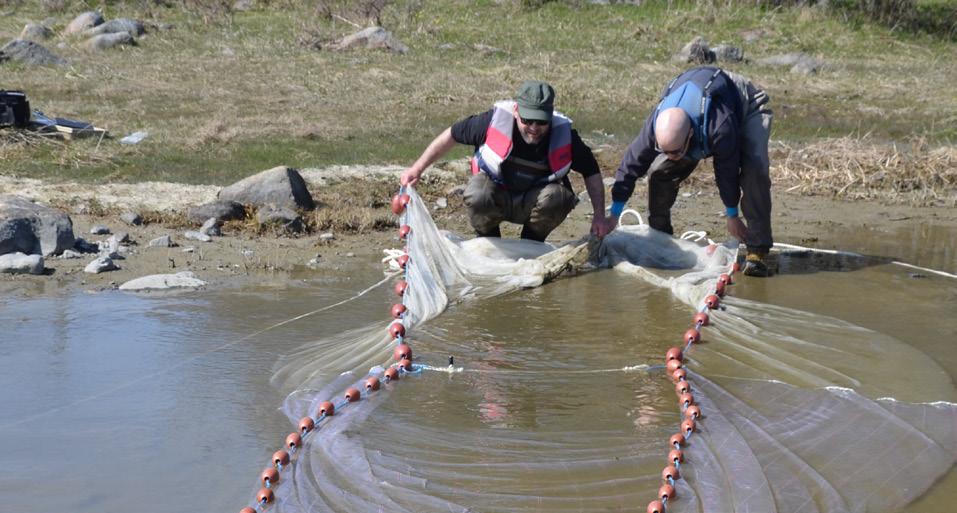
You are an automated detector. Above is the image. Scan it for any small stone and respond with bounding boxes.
[184,230,212,243]
[148,235,175,247]
[120,212,143,226]
[90,225,110,235]
[84,256,119,274]
[319,232,335,241]
[200,217,222,237]
[182,246,196,253]
[60,249,83,259]
[109,232,130,244]
[73,238,99,253]
[435,198,448,209]
[345,252,355,257]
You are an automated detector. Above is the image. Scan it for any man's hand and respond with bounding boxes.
[400,167,422,187]
[726,216,749,242]
[590,216,612,238]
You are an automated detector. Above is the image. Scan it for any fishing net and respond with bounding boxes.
[263,188,956,513]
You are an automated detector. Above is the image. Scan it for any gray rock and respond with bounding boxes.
[435,198,448,209]
[199,217,222,236]
[65,11,104,35]
[84,18,145,37]
[60,249,83,259]
[73,238,98,253]
[0,39,66,67]
[0,252,44,275]
[331,26,409,54]
[319,232,335,241]
[713,44,744,63]
[109,232,130,244]
[184,230,212,242]
[187,200,246,224]
[446,184,466,196]
[345,252,355,257]
[84,256,118,274]
[90,225,110,235]
[0,195,75,257]
[119,271,206,291]
[233,0,255,11]
[219,166,315,210]
[182,246,195,253]
[791,57,824,75]
[20,23,53,41]
[148,235,175,247]
[84,32,135,51]
[256,205,303,233]
[756,52,824,75]
[674,36,715,64]
[120,211,143,226]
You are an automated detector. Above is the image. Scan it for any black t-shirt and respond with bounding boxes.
[450,110,601,182]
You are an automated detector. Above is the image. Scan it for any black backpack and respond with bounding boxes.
[0,90,31,128]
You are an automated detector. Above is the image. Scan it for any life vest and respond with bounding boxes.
[470,100,573,187]
[654,68,723,161]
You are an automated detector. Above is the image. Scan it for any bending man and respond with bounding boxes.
[401,80,609,242]
[607,66,774,276]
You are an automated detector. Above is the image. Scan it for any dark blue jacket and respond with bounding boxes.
[612,67,745,209]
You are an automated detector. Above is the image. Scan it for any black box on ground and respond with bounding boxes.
[0,90,31,128]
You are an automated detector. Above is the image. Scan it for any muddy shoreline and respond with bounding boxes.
[2,165,955,297]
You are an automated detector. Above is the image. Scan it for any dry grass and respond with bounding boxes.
[772,137,957,205]
[0,1,955,213]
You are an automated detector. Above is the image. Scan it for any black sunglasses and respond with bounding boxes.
[520,117,550,126]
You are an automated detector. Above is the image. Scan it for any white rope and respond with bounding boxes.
[680,230,715,245]
[618,208,644,226]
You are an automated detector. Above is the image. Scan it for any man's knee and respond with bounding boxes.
[464,174,500,213]
[533,184,576,217]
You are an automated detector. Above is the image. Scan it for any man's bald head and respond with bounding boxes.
[655,108,692,158]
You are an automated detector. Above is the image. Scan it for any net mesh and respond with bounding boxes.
[263,188,956,513]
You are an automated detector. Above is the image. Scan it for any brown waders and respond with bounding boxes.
[463,172,577,242]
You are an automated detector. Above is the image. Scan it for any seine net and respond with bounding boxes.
[264,188,956,513]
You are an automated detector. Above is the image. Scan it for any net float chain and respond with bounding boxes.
[391,193,411,215]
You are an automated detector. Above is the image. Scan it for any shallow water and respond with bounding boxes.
[1,227,955,513]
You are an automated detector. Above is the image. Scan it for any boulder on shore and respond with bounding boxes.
[119,271,206,291]
[219,166,315,210]
[0,252,44,275]
[0,195,75,257]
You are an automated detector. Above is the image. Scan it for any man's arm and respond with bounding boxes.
[606,113,658,230]
[583,172,610,237]
[709,117,749,241]
[400,127,458,187]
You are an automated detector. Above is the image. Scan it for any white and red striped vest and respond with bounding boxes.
[470,101,573,187]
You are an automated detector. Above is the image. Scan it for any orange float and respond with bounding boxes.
[398,358,414,371]
[390,193,411,215]
[285,432,302,449]
[365,376,381,391]
[388,322,406,339]
[681,418,696,435]
[704,294,720,309]
[257,487,275,504]
[668,449,684,464]
[669,433,686,448]
[272,449,289,467]
[665,347,683,362]
[665,359,683,374]
[394,343,412,361]
[318,401,335,417]
[344,387,360,402]
[675,381,691,395]
[685,405,701,419]
[399,224,411,239]
[683,328,700,344]
[659,483,676,500]
[662,465,680,482]
[671,368,687,383]
[384,367,399,381]
[391,303,408,319]
[647,500,664,513]
[397,254,410,269]
[260,467,279,486]
[678,393,694,408]
[693,311,709,326]
[394,280,408,297]
[298,416,315,434]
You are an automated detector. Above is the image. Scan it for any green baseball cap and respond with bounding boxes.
[515,80,555,121]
